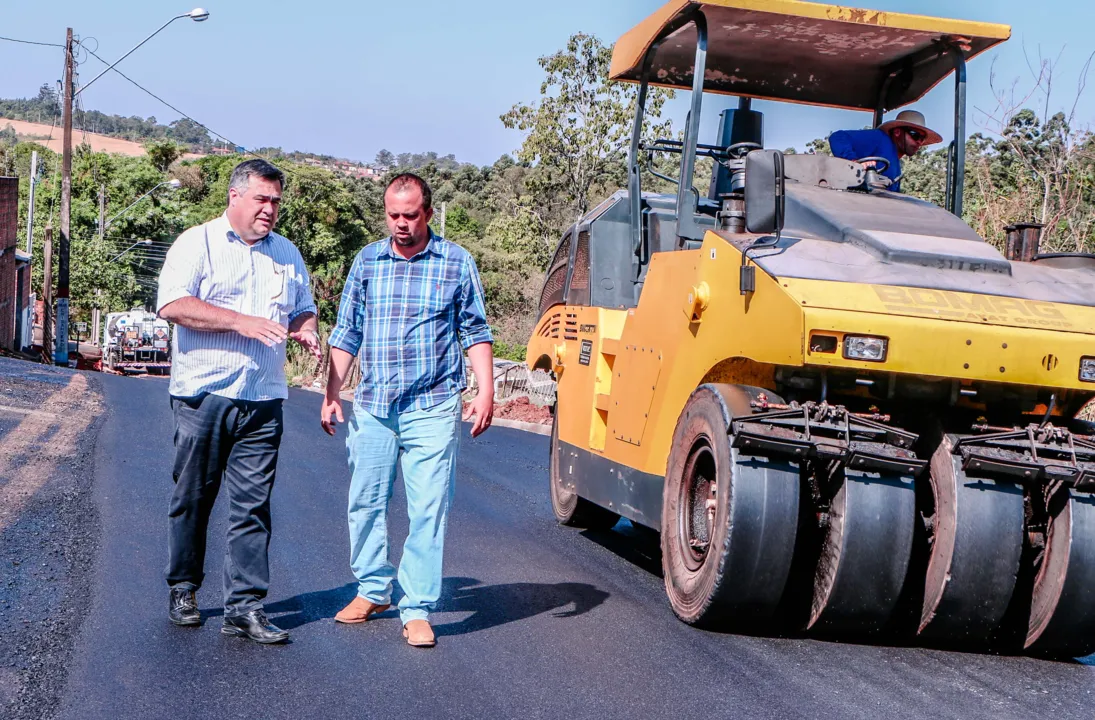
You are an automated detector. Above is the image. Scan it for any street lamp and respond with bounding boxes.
[108,239,153,264]
[65,10,206,358]
[75,9,210,97]
[102,179,182,233]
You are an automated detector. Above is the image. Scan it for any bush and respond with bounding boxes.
[492,339,527,362]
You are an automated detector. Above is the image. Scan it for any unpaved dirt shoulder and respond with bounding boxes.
[0,359,107,720]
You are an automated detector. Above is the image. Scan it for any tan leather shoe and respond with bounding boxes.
[402,619,436,648]
[334,596,391,624]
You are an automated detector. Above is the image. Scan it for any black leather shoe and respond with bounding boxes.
[169,588,201,626]
[221,609,289,644]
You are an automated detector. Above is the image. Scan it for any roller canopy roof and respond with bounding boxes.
[609,0,1010,111]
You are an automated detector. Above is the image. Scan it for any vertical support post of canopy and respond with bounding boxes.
[872,70,896,128]
[950,50,967,218]
[629,45,659,280]
[675,10,708,243]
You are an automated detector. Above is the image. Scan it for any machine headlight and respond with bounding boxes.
[843,335,888,362]
[1080,357,1095,382]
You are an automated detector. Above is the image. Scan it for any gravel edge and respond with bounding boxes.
[0,372,107,720]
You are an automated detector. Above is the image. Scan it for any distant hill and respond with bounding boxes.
[0,84,473,178]
[0,84,215,151]
[0,117,204,159]
[1,85,380,171]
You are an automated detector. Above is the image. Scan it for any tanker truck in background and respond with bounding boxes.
[102,309,171,375]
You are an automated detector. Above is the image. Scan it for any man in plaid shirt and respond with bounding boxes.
[321,173,494,648]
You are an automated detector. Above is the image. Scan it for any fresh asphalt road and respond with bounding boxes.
[54,375,1095,719]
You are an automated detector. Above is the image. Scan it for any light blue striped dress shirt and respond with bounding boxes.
[156,214,317,401]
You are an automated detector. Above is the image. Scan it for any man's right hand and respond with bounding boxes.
[233,314,288,347]
[321,395,344,436]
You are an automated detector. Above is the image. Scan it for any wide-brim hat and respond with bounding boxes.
[879,110,942,145]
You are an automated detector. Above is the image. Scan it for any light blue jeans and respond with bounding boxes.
[345,393,461,624]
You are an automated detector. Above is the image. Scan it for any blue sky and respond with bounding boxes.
[1,0,1092,166]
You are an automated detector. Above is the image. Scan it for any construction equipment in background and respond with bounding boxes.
[527,0,1095,657]
[102,309,171,375]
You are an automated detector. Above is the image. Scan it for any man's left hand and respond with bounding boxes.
[290,328,323,362]
[462,391,494,438]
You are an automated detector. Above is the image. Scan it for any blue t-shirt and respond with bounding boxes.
[828,128,902,191]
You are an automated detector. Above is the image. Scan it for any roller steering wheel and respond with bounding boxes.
[856,156,891,173]
[726,141,762,159]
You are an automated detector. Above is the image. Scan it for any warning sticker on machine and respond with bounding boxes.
[579,340,592,366]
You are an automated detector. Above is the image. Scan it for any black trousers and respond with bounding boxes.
[167,393,283,617]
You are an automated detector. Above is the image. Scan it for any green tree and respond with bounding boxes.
[501,33,675,223]
[440,204,481,239]
[143,139,184,172]
[277,165,370,322]
[374,149,395,170]
[167,118,212,147]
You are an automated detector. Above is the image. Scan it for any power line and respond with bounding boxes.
[75,41,295,175]
[106,248,170,258]
[0,35,65,48]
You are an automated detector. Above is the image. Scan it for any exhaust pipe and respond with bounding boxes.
[1004,222,1044,262]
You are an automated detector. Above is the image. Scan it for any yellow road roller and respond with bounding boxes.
[526,0,1095,656]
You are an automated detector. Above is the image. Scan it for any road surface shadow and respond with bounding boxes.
[431,576,609,637]
[579,521,664,579]
[201,583,373,630]
[198,576,609,636]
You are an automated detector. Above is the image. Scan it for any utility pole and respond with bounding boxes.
[42,226,54,365]
[93,183,106,345]
[98,184,106,244]
[440,201,447,238]
[55,27,74,366]
[24,150,37,254]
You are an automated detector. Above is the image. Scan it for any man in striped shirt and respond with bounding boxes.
[321,173,494,648]
[157,159,321,644]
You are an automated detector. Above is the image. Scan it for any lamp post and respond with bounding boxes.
[74,9,210,98]
[56,9,208,365]
[108,238,154,264]
[99,179,182,238]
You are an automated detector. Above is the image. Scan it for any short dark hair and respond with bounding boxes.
[385,173,432,211]
[229,159,285,195]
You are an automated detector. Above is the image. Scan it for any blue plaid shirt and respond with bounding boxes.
[328,233,493,417]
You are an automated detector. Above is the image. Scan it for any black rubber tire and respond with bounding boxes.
[808,467,916,636]
[548,413,620,529]
[661,384,800,627]
[1024,488,1095,657]
[918,434,1024,645]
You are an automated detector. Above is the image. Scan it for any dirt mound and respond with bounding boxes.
[463,395,552,425]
